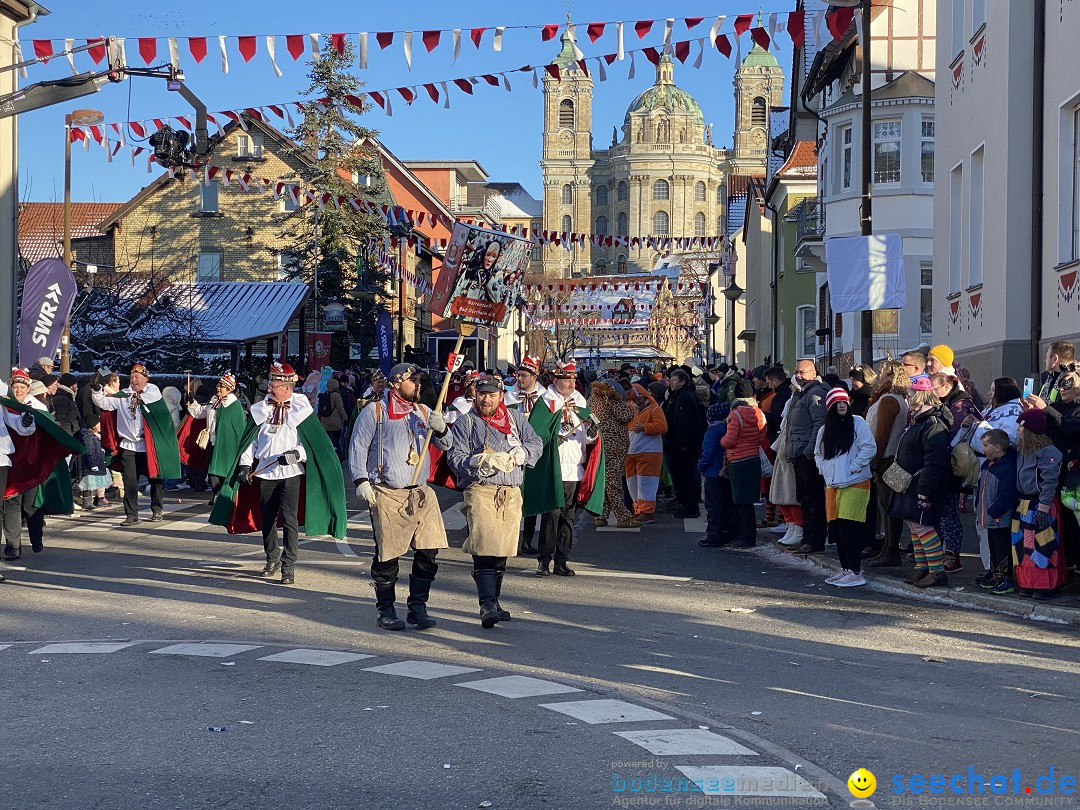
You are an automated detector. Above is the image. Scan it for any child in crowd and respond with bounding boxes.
[78,421,112,510]
[1012,409,1066,599]
[697,402,732,548]
[975,429,1019,594]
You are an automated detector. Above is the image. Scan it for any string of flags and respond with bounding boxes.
[27,8,852,77]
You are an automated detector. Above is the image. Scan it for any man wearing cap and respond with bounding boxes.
[184,373,245,504]
[505,355,547,554]
[28,356,54,383]
[448,374,543,626]
[92,363,181,526]
[523,359,605,577]
[2,369,43,563]
[349,362,451,630]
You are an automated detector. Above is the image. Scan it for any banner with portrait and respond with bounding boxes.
[430,223,531,328]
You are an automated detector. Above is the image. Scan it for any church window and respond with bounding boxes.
[561,184,573,205]
[694,181,707,201]
[559,99,575,128]
[617,181,629,202]
[617,212,628,237]
[694,212,706,237]
[596,185,609,205]
[716,216,724,236]
[653,179,670,200]
[751,97,767,128]
[616,254,628,273]
[717,185,724,204]
[596,216,609,236]
[562,215,573,233]
[653,211,669,235]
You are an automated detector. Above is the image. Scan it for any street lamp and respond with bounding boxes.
[723,279,744,367]
[61,107,104,374]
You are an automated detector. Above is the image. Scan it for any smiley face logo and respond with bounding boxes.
[848,768,876,798]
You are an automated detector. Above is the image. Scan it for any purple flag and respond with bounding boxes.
[375,310,394,375]
[18,258,77,368]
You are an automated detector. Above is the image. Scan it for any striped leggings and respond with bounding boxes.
[906,521,944,573]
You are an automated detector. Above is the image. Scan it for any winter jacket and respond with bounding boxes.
[698,421,727,478]
[943,386,977,440]
[628,383,667,455]
[784,379,829,462]
[887,405,953,525]
[318,379,348,432]
[1016,444,1062,505]
[720,400,766,462]
[849,385,872,418]
[814,416,877,489]
[979,399,1022,448]
[716,372,741,403]
[662,385,706,454]
[866,391,908,460]
[976,447,1019,529]
[78,428,107,477]
[765,381,791,445]
[76,381,101,429]
[1041,399,1080,466]
[51,386,83,436]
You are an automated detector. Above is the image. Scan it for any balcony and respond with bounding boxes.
[450,195,502,225]
[791,197,825,242]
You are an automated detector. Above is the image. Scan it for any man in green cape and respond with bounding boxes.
[179,372,245,506]
[523,359,605,577]
[209,362,346,585]
[93,363,181,527]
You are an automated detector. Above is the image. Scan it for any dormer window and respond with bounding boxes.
[237,133,263,158]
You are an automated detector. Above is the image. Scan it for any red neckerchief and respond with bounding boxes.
[387,389,415,420]
[479,401,512,434]
[268,398,290,426]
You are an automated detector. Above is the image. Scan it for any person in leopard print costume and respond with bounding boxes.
[587,380,636,528]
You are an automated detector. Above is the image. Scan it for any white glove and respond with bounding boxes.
[356,481,377,507]
[509,446,527,466]
[426,409,447,434]
[489,452,515,473]
[470,453,497,477]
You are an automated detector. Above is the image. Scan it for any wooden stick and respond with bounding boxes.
[409,321,476,486]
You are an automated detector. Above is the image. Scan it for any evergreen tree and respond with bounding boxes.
[281,35,390,369]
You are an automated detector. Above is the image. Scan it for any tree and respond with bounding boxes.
[280,36,391,369]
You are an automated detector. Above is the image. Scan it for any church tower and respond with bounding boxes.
[731,43,785,174]
[540,23,593,278]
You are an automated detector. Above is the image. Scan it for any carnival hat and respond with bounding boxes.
[389,363,421,382]
[475,374,505,394]
[551,359,577,379]
[9,367,31,386]
[130,363,150,378]
[909,374,934,392]
[218,373,237,391]
[519,355,542,375]
[269,361,298,383]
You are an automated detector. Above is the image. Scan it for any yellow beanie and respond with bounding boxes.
[930,344,954,367]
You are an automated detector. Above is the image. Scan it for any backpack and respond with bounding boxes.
[317,392,333,418]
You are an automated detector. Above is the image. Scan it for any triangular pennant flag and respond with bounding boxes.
[451,29,461,63]
[674,40,690,63]
[827,7,855,40]
[138,37,156,65]
[331,33,346,55]
[543,63,560,81]
[129,120,145,138]
[575,59,589,77]
[376,31,394,49]
[788,10,806,47]
[634,20,653,39]
[541,24,560,42]
[470,27,485,48]
[237,35,256,63]
[685,17,704,31]
[286,34,304,60]
[734,14,754,36]
[403,31,413,69]
[87,38,106,64]
[266,37,282,77]
[397,86,415,104]
[422,30,440,52]
[714,33,731,58]
[643,47,660,65]
[587,22,605,43]
[481,73,499,86]
[750,27,770,50]
[596,56,607,81]
[218,35,229,73]
[453,77,473,94]
[423,83,439,103]
[32,39,52,61]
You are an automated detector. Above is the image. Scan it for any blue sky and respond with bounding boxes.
[17,1,794,204]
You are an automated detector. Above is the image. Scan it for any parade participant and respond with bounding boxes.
[446,369,481,425]
[359,370,387,408]
[2,369,41,562]
[625,383,668,525]
[349,362,451,630]
[587,381,636,528]
[182,373,245,503]
[92,363,181,527]
[505,355,547,552]
[448,375,543,627]
[211,362,347,585]
[523,359,605,577]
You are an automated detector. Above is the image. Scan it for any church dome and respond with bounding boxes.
[622,54,704,128]
[741,43,780,69]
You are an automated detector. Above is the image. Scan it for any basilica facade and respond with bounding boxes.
[539,29,784,278]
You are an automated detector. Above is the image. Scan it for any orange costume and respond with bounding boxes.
[625,383,668,517]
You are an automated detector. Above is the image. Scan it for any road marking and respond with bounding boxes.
[258,649,375,667]
[765,687,914,714]
[673,765,826,798]
[0,645,10,653]
[363,660,482,680]
[538,699,675,725]
[455,675,582,699]
[150,643,262,658]
[441,502,467,531]
[30,642,141,654]
[614,728,757,756]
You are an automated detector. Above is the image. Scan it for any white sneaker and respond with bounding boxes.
[775,524,794,544]
[769,522,789,534]
[779,525,804,547]
[825,569,850,585]
[836,572,867,588]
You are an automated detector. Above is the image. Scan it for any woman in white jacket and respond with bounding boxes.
[814,388,877,587]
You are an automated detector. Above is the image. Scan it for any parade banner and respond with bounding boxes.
[430,222,531,328]
[18,258,77,368]
[306,331,331,373]
[375,310,394,375]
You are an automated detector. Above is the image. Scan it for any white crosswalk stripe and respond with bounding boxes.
[455,675,582,699]
[363,660,482,680]
[150,643,262,658]
[258,649,375,666]
[539,699,675,724]
[30,642,140,654]
[615,728,758,756]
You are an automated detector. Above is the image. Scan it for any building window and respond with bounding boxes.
[653,179,670,200]
[694,181,706,201]
[596,216,609,236]
[562,215,573,233]
[530,246,541,262]
[277,250,300,281]
[751,97,767,128]
[949,162,963,292]
[653,211,669,235]
[1071,106,1080,261]
[237,133,263,158]
[617,181,629,202]
[198,181,219,214]
[616,254,628,273]
[595,259,608,275]
[840,126,853,191]
[281,183,300,212]
[197,251,222,282]
[969,145,984,286]
[617,212,628,237]
[797,305,816,358]
[920,261,933,339]
[921,120,935,183]
[559,98,574,128]
[716,216,724,236]
[952,0,965,56]
[694,212,706,237]
[561,184,573,205]
[596,185,608,206]
[873,121,902,184]
[717,185,724,204]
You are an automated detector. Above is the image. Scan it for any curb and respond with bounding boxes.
[751,534,1080,626]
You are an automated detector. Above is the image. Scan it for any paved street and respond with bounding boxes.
[2,488,1079,809]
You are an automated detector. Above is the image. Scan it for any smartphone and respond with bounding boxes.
[1023,377,1035,398]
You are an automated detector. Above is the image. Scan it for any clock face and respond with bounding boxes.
[752,130,767,145]
[559,131,574,143]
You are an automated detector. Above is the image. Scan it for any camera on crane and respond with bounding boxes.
[148,125,192,169]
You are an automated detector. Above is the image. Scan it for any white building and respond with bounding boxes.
[800,0,936,371]
[934,0,1080,382]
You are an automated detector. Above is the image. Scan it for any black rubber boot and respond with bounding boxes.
[473,569,501,628]
[494,569,512,622]
[374,580,405,631]
[81,493,95,511]
[406,575,437,630]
